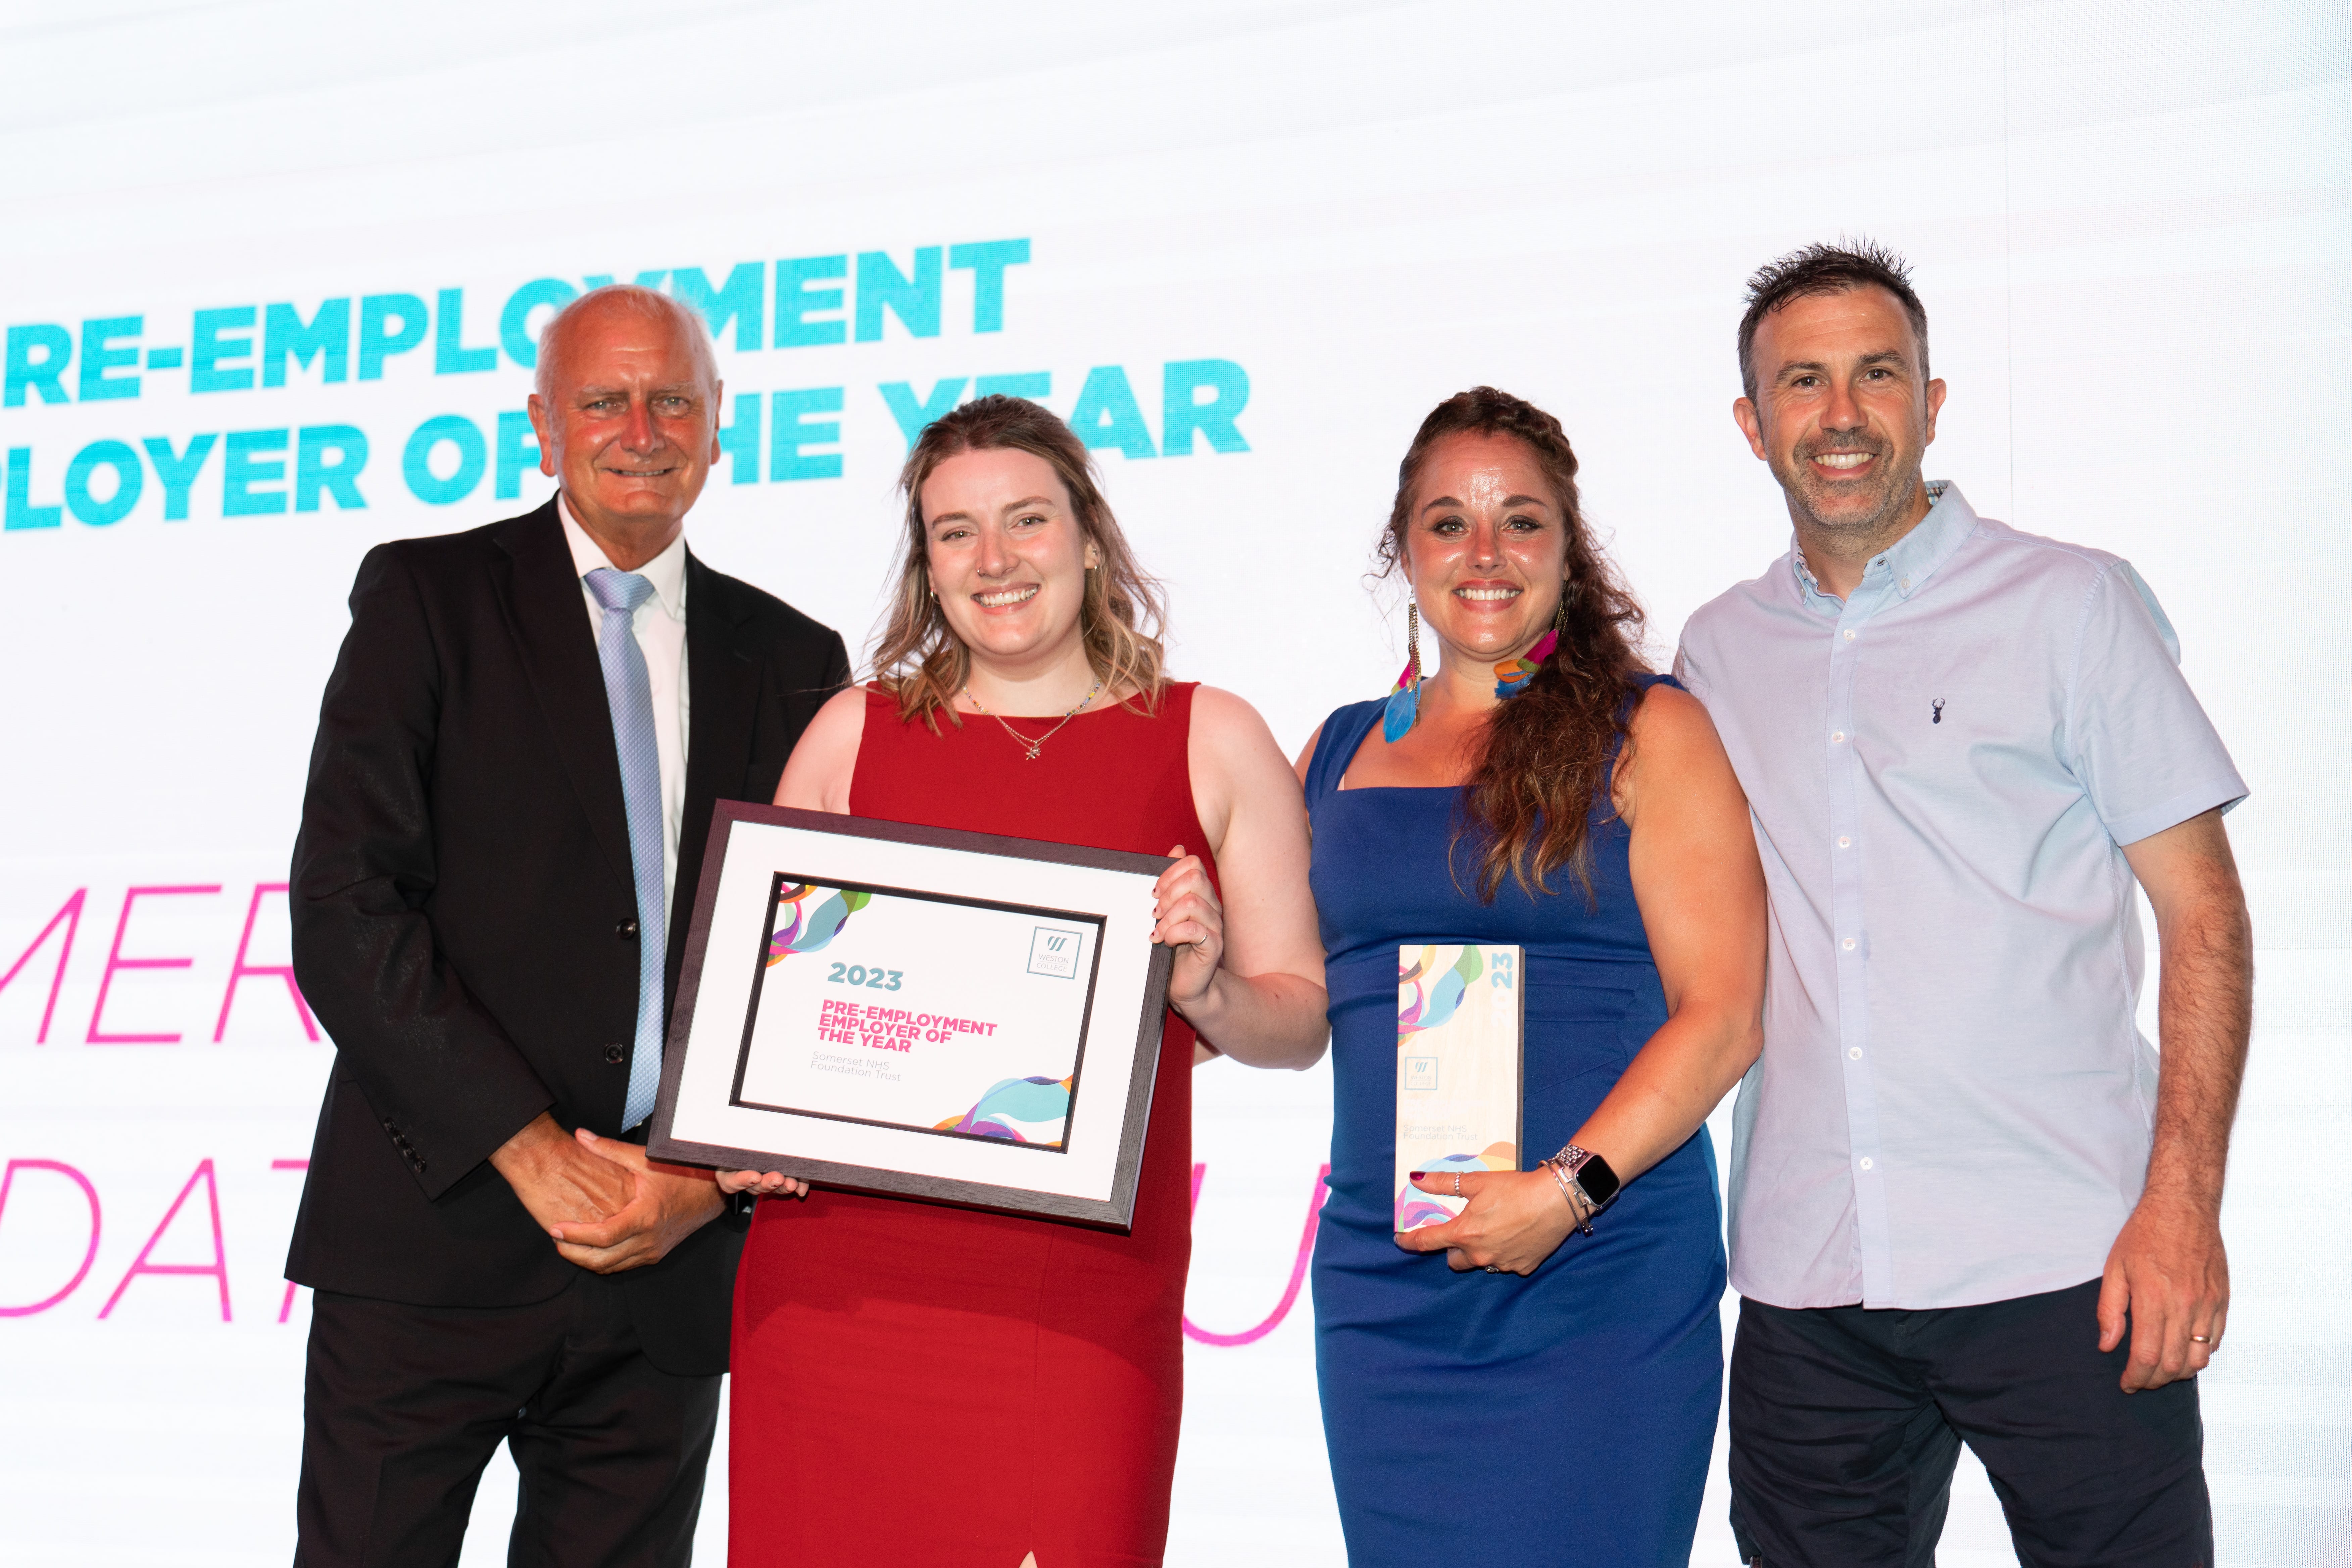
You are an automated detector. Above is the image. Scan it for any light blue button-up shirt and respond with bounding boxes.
[1675,484,2247,1310]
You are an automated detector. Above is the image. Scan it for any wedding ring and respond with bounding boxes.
[1453,1172,1462,1196]
[1484,1265,1501,1273]
[2190,1334,2212,1344]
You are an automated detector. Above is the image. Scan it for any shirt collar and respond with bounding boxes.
[1787,480,1973,615]
[558,493,688,620]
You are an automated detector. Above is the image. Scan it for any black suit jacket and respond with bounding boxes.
[285,498,848,1375]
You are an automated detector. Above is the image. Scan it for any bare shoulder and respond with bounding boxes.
[1187,684,1293,771]
[776,685,875,812]
[1188,682,1275,739]
[1619,681,1739,820]
[1626,681,1718,753]
[807,685,875,746]
[1185,685,1306,856]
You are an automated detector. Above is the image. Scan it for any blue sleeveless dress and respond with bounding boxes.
[1306,682,1725,1567]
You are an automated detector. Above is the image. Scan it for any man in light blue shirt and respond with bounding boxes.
[1675,241,2252,1567]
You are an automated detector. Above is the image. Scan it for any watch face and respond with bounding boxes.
[1577,1154,1622,1209]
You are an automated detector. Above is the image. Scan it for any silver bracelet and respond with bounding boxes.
[1541,1151,1596,1236]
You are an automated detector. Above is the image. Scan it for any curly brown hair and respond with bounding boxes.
[1379,387,1650,902]
[868,395,1168,729]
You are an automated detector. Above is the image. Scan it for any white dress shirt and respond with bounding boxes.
[559,496,691,906]
[1675,483,2246,1311]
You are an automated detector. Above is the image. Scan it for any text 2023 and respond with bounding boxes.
[827,963,903,991]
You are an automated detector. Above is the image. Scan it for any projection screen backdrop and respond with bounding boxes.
[2,3,2345,1564]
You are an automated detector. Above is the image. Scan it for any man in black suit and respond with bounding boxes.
[286,284,846,1566]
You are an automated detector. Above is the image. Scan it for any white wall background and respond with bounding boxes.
[1,3,2345,1564]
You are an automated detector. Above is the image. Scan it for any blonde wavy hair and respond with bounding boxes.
[870,395,1167,728]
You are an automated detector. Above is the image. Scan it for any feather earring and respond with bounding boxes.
[1492,580,1569,698]
[1383,600,1423,742]
[1491,631,1557,698]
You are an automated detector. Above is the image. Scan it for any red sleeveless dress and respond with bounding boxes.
[728,684,1208,1568]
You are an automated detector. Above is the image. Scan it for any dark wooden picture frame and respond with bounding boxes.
[648,802,1175,1232]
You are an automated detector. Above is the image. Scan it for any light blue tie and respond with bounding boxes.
[585,568,668,1130]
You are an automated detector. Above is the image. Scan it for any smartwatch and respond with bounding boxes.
[1545,1143,1621,1234]
[1568,1149,1621,1212]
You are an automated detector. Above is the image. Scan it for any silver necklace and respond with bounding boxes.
[961,676,1105,761]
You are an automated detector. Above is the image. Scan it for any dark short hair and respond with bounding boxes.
[1736,239,1929,400]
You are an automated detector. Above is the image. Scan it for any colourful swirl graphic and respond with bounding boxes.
[934,1074,1072,1145]
[765,883,871,965]
[1393,1144,1519,1232]
[1397,944,1484,1040]
[1394,1198,1457,1232]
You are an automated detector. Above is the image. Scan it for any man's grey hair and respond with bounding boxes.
[533,283,720,401]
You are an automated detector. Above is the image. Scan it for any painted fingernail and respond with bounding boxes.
[1408,1172,1426,1181]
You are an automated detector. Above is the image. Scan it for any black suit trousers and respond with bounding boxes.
[296,1278,719,1568]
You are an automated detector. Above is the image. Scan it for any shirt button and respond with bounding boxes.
[1843,629,1857,641]
[1899,576,1912,590]
[1831,731,1846,743]
[1842,937,1857,951]
[604,1043,626,1065]
[1849,1047,1863,1059]
[1838,835,1852,848]
[1859,1157,1875,1171]
[617,918,639,939]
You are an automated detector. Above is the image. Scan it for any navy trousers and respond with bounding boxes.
[1730,1278,2212,1568]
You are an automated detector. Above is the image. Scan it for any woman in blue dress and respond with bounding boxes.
[1295,387,1767,1566]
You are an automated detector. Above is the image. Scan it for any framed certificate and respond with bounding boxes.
[1393,943,1524,1234]
[648,802,1175,1231]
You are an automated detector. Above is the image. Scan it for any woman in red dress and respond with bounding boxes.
[718,396,1329,1567]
